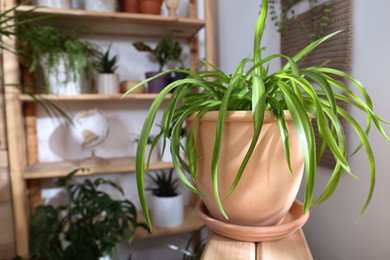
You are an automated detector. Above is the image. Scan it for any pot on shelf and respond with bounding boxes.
[151,193,184,228]
[36,0,71,9]
[97,73,120,94]
[188,111,305,227]
[120,0,139,13]
[145,71,171,93]
[84,0,117,12]
[40,54,84,95]
[139,0,163,15]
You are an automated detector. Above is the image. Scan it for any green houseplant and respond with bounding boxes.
[95,45,120,94]
[18,25,98,94]
[147,169,184,228]
[29,169,147,259]
[132,35,182,92]
[126,0,389,237]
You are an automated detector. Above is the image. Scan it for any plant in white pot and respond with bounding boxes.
[95,45,120,94]
[18,25,98,95]
[126,0,390,241]
[147,168,184,228]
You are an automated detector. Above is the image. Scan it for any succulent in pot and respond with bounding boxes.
[95,44,120,94]
[147,168,184,228]
[18,25,98,94]
[126,0,390,238]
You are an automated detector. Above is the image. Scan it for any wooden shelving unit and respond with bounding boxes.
[24,157,174,179]
[1,0,217,256]
[16,5,205,39]
[135,206,203,239]
[19,93,172,102]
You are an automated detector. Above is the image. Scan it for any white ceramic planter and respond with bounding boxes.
[159,138,186,162]
[40,54,83,95]
[151,193,183,228]
[37,0,71,9]
[97,74,120,94]
[84,0,117,12]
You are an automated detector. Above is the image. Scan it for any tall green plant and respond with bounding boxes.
[126,0,390,230]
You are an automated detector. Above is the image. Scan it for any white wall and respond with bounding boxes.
[217,1,390,259]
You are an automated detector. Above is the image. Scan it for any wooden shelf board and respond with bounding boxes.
[24,157,174,179]
[16,5,205,39]
[19,93,171,102]
[135,206,203,239]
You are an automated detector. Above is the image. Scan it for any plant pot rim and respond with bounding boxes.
[187,110,297,123]
[152,193,182,199]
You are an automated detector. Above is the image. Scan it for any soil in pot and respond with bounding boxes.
[139,0,163,15]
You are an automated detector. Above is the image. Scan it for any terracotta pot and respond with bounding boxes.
[121,0,139,13]
[139,0,163,15]
[188,111,305,227]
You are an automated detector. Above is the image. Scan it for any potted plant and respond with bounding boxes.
[121,0,139,13]
[132,35,182,93]
[134,134,160,163]
[95,45,120,94]
[125,0,389,240]
[18,25,98,95]
[29,169,148,259]
[147,169,184,228]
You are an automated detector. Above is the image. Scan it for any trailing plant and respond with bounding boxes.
[132,35,182,72]
[17,25,99,91]
[147,168,178,197]
[269,0,333,42]
[29,169,148,259]
[126,0,390,230]
[95,44,119,74]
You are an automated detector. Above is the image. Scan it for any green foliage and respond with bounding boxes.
[125,0,389,231]
[95,44,118,74]
[147,169,178,197]
[29,169,148,260]
[133,35,183,71]
[269,0,333,42]
[17,25,98,91]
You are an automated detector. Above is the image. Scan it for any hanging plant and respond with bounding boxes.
[269,0,333,42]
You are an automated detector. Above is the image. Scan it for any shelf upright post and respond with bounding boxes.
[1,0,30,257]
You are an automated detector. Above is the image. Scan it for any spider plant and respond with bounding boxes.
[125,0,390,230]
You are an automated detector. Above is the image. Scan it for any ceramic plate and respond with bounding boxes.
[195,199,310,242]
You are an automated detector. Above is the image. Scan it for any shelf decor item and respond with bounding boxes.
[84,0,117,12]
[148,169,184,228]
[29,169,148,259]
[127,0,390,241]
[120,0,139,13]
[138,0,163,15]
[18,25,98,95]
[132,35,182,93]
[36,0,71,9]
[95,45,120,94]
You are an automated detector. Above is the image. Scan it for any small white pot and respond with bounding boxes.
[97,74,120,94]
[37,0,71,8]
[40,54,83,95]
[84,0,117,12]
[151,193,183,228]
[159,138,172,162]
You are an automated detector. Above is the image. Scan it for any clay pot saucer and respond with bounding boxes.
[195,199,310,242]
